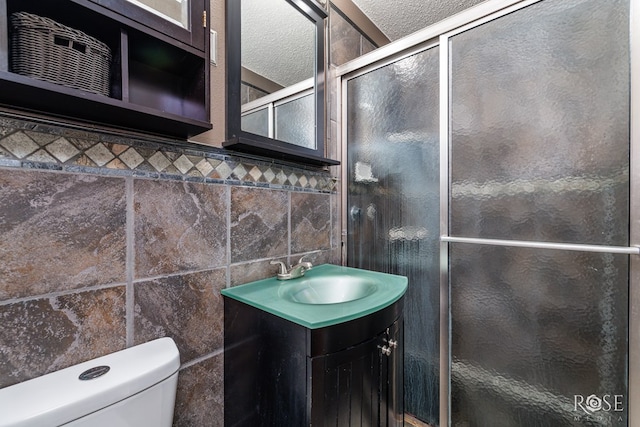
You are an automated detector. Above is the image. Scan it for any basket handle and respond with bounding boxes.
[53,35,87,54]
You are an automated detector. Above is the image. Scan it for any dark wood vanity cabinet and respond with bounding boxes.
[0,0,210,139]
[224,297,405,426]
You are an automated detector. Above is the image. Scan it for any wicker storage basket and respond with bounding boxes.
[10,12,111,96]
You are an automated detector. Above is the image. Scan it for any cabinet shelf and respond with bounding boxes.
[0,0,210,139]
[0,70,210,138]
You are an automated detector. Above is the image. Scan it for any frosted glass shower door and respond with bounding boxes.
[447,0,630,425]
[346,47,440,424]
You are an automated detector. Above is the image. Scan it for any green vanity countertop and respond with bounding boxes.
[221,264,408,329]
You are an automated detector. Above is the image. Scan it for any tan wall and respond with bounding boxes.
[190,0,226,147]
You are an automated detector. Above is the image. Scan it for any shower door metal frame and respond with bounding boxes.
[336,0,639,424]
[629,0,640,424]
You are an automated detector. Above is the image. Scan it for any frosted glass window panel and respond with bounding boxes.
[346,47,440,424]
[241,108,269,138]
[127,0,189,28]
[450,243,628,426]
[275,93,315,149]
[449,0,630,246]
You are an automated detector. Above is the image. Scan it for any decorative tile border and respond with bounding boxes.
[0,116,338,193]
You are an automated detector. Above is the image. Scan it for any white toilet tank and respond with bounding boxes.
[0,337,180,427]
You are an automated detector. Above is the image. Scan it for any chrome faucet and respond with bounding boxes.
[270,254,314,280]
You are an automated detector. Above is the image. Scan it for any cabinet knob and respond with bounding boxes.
[381,345,392,356]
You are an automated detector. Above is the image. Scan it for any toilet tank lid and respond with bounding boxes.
[0,337,180,427]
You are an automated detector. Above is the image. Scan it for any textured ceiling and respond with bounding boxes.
[350,0,486,41]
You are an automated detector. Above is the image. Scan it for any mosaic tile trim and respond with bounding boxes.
[0,117,338,193]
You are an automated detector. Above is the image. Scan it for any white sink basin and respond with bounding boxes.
[280,274,378,304]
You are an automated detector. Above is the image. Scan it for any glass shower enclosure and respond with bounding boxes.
[345,46,441,423]
[340,0,636,425]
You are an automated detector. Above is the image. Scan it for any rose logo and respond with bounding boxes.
[574,393,624,414]
[584,394,603,413]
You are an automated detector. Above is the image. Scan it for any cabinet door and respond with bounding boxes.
[88,0,207,50]
[311,335,382,426]
[310,320,404,427]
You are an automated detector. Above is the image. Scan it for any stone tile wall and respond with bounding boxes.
[0,116,340,426]
[329,4,378,67]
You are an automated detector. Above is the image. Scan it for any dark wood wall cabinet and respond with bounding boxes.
[0,0,211,139]
[224,297,405,426]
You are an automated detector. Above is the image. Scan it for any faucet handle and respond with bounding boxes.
[270,260,288,275]
[298,253,315,269]
[299,250,321,263]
